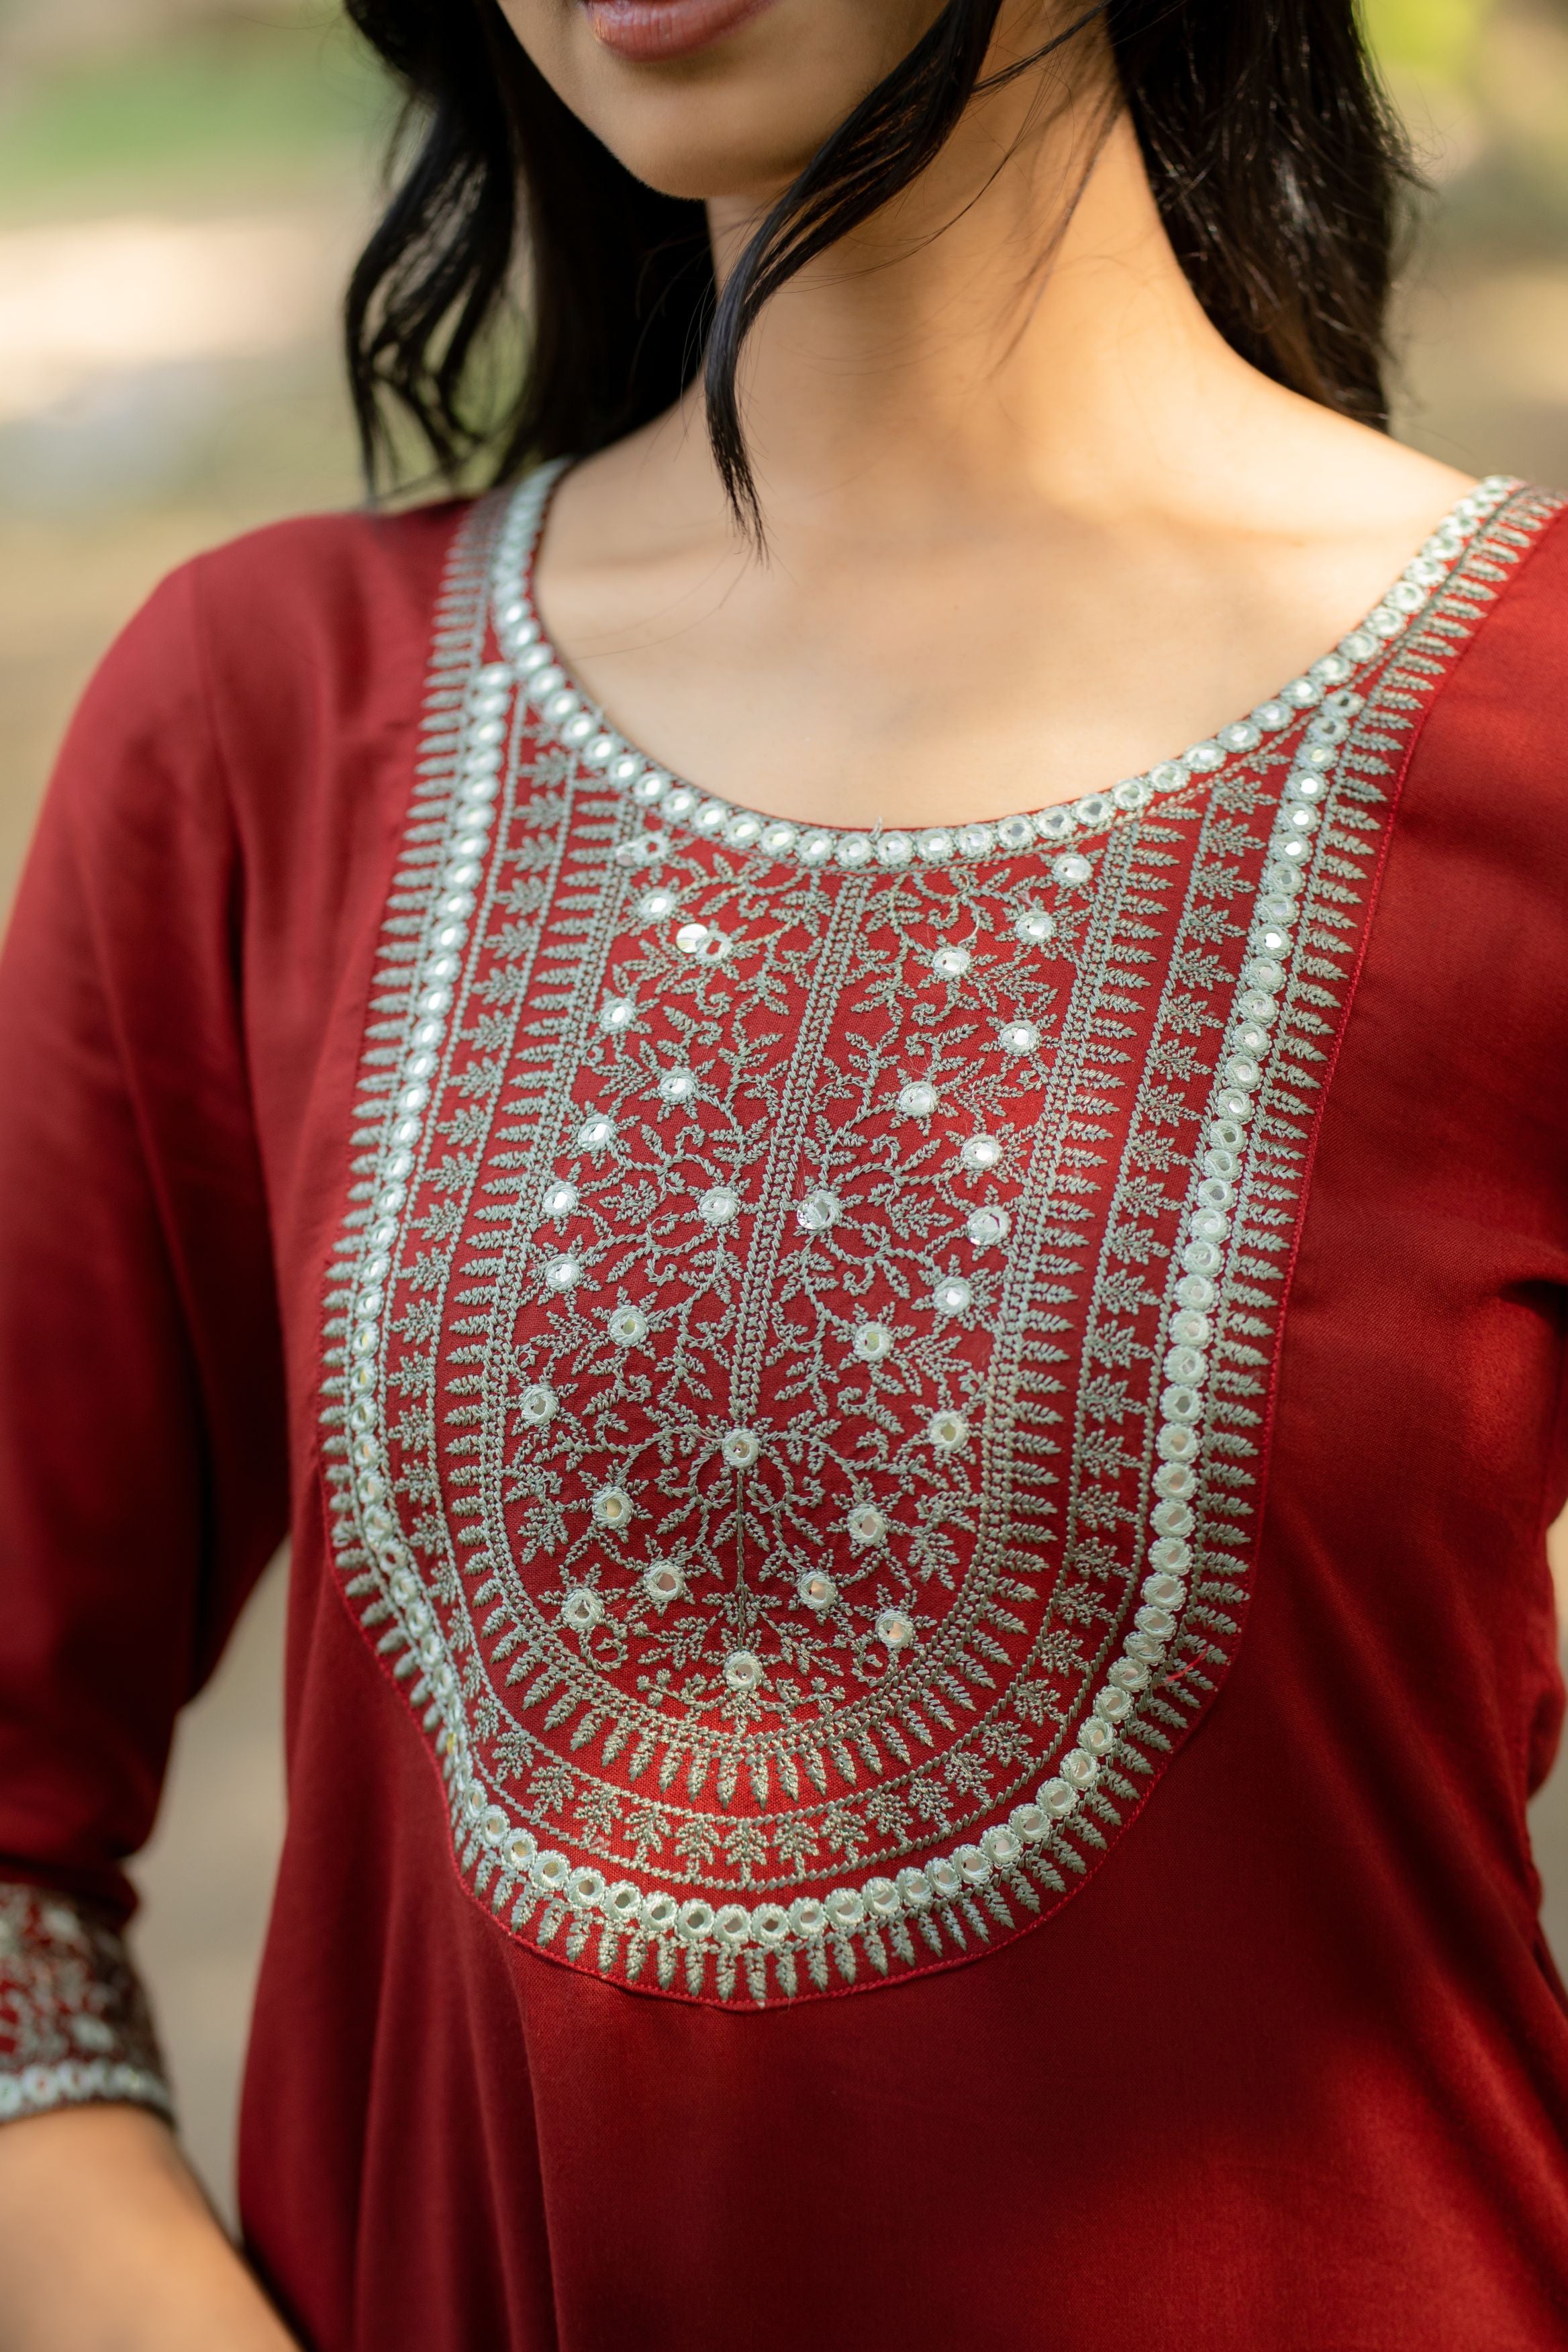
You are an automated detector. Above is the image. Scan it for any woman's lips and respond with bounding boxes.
[583,0,776,62]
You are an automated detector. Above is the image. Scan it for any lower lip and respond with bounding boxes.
[583,0,775,62]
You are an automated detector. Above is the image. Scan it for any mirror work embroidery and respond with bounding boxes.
[318,475,1554,2008]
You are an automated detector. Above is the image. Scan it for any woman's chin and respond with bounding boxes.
[584,109,822,207]
[552,59,844,207]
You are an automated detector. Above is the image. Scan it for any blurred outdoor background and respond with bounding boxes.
[1,0,1567,2220]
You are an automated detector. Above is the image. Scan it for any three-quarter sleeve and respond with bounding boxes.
[0,565,289,2123]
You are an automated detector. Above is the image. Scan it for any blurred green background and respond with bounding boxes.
[1,0,1565,2219]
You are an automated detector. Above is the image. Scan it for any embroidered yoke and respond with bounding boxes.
[315,473,1526,2010]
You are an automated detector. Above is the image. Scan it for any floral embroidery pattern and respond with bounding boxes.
[0,1881,170,2122]
[317,475,1553,2008]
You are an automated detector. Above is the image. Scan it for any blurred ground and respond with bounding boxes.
[1,0,1567,2224]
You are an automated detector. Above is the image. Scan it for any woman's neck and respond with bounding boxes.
[535,16,1471,830]
[656,31,1288,546]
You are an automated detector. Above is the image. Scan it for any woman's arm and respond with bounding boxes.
[0,579,293,2329]
[0,2107,299,2351]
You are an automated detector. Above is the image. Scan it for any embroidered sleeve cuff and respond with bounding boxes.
[0,1879,173,2125]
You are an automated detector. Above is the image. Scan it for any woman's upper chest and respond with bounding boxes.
[530,458,1487,835]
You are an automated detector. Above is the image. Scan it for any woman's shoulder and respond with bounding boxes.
[1430,482,1568,732]
[1404,482,1568,849]
[72,492,477,761]
[45,497,485,874]
[184,492,479,679]
[1464,479,1568,660]
[84,493,478,716]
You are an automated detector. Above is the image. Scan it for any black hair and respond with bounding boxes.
[343,0,1413,522]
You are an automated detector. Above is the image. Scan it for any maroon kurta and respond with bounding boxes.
[1,473,1566,2349]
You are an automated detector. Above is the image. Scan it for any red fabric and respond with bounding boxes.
[0,500,1565,2347]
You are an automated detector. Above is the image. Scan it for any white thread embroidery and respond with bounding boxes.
[317,476,1551,2006]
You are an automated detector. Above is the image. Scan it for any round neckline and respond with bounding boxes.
[487,462,1518,875]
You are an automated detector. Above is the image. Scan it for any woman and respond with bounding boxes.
[0,0,1563,2343]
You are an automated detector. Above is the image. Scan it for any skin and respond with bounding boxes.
[0,2106,296,2349]
[512,0,1473,830]
[0,3,1475,2340]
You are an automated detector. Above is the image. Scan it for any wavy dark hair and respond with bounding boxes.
[343,0,1413,524]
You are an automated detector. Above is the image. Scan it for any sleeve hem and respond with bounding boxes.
[0,1881,173,2129]
[0,2058,173,2126]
